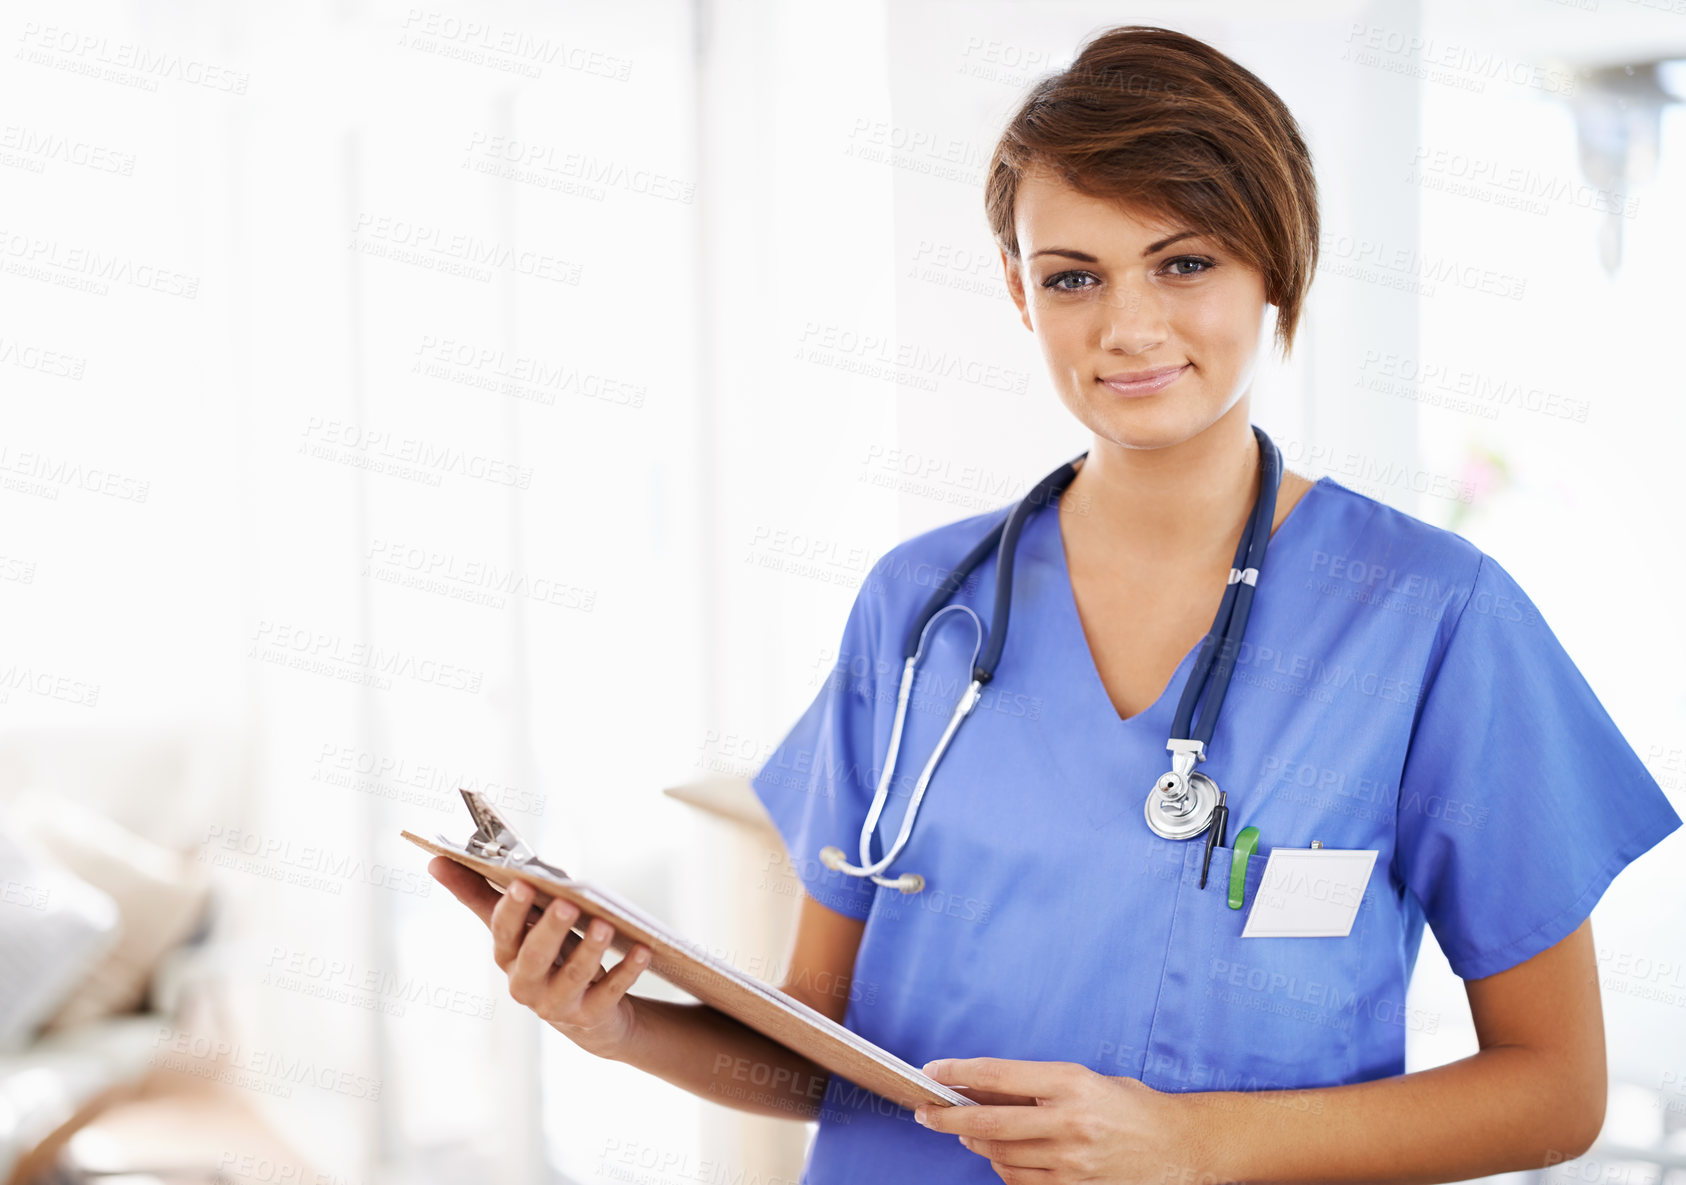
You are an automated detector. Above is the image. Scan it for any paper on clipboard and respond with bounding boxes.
[404,791,973,1113]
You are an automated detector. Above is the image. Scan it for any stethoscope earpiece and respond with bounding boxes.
[820,845,926,894]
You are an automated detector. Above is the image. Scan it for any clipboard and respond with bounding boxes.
[403,790,974,1113]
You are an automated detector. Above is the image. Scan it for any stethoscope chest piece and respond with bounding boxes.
[1145,769,1221,840]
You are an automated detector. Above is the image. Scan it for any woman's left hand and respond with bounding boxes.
[915,1058,1202,1184]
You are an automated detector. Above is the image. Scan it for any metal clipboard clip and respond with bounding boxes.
[445,788,572,881]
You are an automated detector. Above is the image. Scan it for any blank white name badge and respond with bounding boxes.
[1241,847,1379,938]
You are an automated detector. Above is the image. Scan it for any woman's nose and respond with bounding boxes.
[1096,276,1169,353]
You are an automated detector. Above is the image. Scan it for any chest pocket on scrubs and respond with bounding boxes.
[1140,841,1365,1094]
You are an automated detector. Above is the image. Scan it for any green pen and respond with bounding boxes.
[1228,826,1260,910]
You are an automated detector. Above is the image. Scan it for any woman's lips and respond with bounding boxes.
[1098,364,1190,397]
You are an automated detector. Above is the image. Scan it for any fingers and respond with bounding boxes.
[548,916,617,998]
[957,1134,1063,1170]
[915,1101,1051,1141]
[952,1086,1039,1106]
[490,878,541,968]
[593,942,652,996]
[925,1057,1081,1101]
[917,1059,1089,1141]
[510,896,582,996]
[467,873,654,1034]
[429,857,504,925]
[515,908,653,1028]
[567,938,652,1028]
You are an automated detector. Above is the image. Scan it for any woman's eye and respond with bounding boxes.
[1041,258,1215,291]
[1042,271,1097,292]
[1164,256,1215,277]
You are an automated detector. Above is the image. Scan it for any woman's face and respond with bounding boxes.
[1001,166,1270,452]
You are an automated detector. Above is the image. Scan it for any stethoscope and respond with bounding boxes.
[819,425,1284,893]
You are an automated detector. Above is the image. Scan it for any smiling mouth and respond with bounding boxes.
[1097,364,1189,397]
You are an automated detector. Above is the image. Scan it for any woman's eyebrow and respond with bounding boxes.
[1027,231,1200,263]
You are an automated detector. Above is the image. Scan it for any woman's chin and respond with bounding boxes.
[1063,395,1209,449]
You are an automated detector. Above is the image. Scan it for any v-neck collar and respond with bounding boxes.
[1032,475,1331,730]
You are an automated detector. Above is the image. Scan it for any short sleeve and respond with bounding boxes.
[1394,552,1682,980]
[749,567,888,920]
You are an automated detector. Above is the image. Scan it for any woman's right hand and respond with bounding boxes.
[428,856,654,1058]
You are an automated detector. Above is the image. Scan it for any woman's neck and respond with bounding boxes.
[1060,415,1267,568]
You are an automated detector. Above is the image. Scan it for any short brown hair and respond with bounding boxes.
[985,25,1320,360]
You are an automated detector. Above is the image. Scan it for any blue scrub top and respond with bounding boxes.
[749,473,1681,1184]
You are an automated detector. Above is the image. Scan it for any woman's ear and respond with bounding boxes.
[1000,248,1032,332]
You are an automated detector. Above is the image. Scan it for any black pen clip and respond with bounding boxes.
[1197,791,1229,889]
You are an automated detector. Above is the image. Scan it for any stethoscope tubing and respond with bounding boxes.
[1171,427,1283,749]
[827,426,1284,890]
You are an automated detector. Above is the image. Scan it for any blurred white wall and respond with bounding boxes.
[2,1,1682,1183]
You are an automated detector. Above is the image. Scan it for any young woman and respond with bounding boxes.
[430,24,1681,1184]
